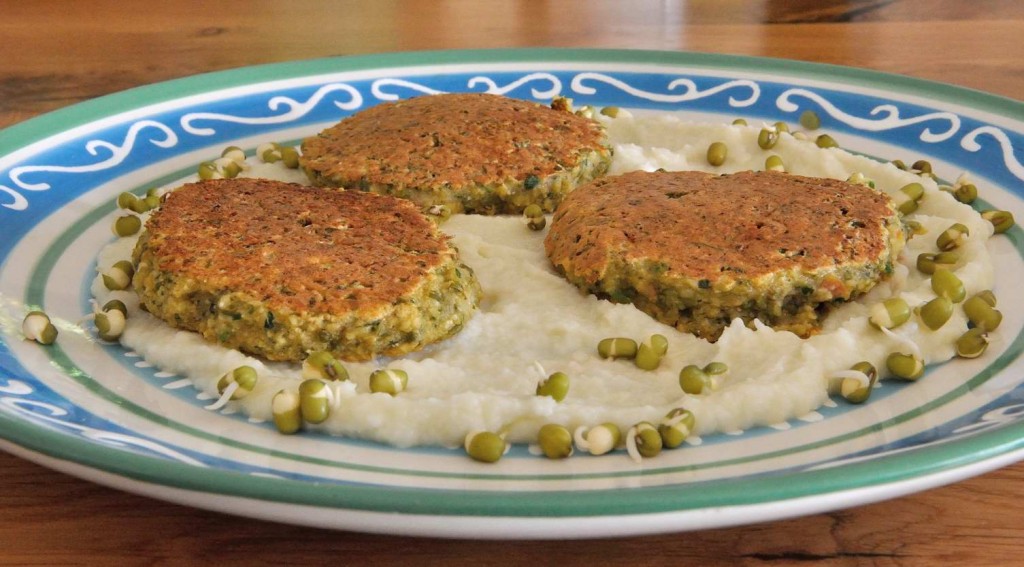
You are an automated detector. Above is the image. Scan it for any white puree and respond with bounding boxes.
[93,112,995,448]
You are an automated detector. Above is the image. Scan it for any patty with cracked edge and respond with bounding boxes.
[544,170,907,341]
[299,93,613,215]
[132,178,482,362]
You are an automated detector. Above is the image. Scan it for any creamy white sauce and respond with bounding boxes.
[92,112,995,448]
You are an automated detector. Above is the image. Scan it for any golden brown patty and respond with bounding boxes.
[132,178,481,362]
[544,170,907,340]
[299,93,613,215]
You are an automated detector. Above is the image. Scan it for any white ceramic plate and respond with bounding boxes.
[1,49,1022,539]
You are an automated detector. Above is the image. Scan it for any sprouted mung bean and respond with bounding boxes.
[22,311,58,345]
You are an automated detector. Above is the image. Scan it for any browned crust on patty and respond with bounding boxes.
[299,93,612,215]
[544,170,906,340]
[132,178,481,361]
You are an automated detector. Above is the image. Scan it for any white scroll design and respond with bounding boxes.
[0,377,33,396]
[370,78,445,101]
[0,185,29,212]
[570,72,760,107]
[776,88,961,143]
[181,83,363,136]
[3,120,178,211]
[373,73,562,101]
[961,126,1024,182]
[466,73,562,98]
[807,402,1024,472]
[0,395,207,467]
[952,403,1024,436]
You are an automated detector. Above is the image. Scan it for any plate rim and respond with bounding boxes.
[4,437,1023,539]
[2,47,1023,528]
[2,48,1021,154]
[2,406,1023,518]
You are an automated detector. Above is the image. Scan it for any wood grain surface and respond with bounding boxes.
[1,1,1022,564]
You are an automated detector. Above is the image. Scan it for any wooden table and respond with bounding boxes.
[1,1,1022,564]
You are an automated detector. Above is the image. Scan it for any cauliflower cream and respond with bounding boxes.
[92,111,995,448]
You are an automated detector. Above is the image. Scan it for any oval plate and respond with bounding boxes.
[1,49,1022,539]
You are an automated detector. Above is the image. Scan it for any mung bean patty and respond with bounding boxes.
[544,170,907,341]
[132,178,481,362]
[300,93,612,215]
